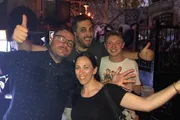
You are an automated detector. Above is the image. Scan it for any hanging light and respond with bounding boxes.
[83,1,93,18]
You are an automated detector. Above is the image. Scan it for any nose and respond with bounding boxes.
[79,68,84,75]
[111,43,116,48]
[86,30,92,37]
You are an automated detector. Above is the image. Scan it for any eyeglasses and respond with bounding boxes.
[54,35,75,48]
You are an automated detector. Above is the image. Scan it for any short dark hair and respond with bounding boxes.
[104,30,123,43]
[72,14,94,32]
[53,26,74,38]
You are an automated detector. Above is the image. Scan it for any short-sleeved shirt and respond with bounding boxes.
[0,50,77,120]
[99,57,141,91]
[71,83,127,120]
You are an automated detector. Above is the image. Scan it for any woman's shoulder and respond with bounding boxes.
[104,83,125,91]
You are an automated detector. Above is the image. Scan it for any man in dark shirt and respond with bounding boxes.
[12,14,154,120]
[0,20,77,120]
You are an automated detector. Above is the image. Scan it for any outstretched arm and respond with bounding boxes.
[122,42,154,61]
[120,80,180,112]
[12,15,47,51]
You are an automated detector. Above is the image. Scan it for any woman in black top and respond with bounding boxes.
[72,52,180,120]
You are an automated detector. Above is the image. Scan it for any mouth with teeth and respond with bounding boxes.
[110,49,118,53]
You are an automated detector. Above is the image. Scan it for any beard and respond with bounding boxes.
[76,36,93,48]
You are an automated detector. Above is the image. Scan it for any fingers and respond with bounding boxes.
[121,69,135,76]
[115,67,122,74]
[140,42,154,61]
[21,14,27,27]
[16,25,28,33]
[12,20,28,43]
[123,74,136,80]
[122,79,136,84]
[144,42,151,50]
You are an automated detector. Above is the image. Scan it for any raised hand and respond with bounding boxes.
[139,42,154,61]
[12,14,28,43]
[111,67,136,91]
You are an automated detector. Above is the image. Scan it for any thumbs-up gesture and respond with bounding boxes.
[139,42,154,61]
[12,15,28,43]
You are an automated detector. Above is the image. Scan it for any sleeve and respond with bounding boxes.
[0,52,14,74]
[0,51,26,74]
[106,84,127,106]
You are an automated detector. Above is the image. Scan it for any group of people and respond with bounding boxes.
[0,13,179,120]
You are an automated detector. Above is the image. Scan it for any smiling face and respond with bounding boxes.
[105,35,124,57]
[75,56,97,85]
[75,20,94,48]
[49,30,75,58]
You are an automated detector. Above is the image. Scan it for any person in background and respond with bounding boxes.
[99,30,141,120]
[71,52,180,120]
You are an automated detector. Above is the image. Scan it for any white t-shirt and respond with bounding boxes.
[99,56,141,90]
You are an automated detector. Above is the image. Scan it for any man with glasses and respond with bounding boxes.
[13,15,154,63]
[12,14,154,120]
[2,15,135,120]
[0,15,78,120]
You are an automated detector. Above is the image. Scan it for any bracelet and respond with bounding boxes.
[173,83,180,94]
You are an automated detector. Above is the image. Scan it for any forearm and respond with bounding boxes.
[17,40,32,51]
[144,84,177,111]
[122,50,138,60]
[121,82,178,112]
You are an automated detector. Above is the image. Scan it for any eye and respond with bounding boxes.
[80,28,87,33]
[84,66,89,70]
[106,42,112,45]
[89,28,93,32]
[75,66,80,70]
[68,41,75,47]
[60,37,66,42]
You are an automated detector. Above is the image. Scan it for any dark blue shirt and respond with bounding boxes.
[0,50,77,120]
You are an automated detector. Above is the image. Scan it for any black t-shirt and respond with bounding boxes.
[71,84,127,120]
[65,41,108,108]
[0,50,77,120]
